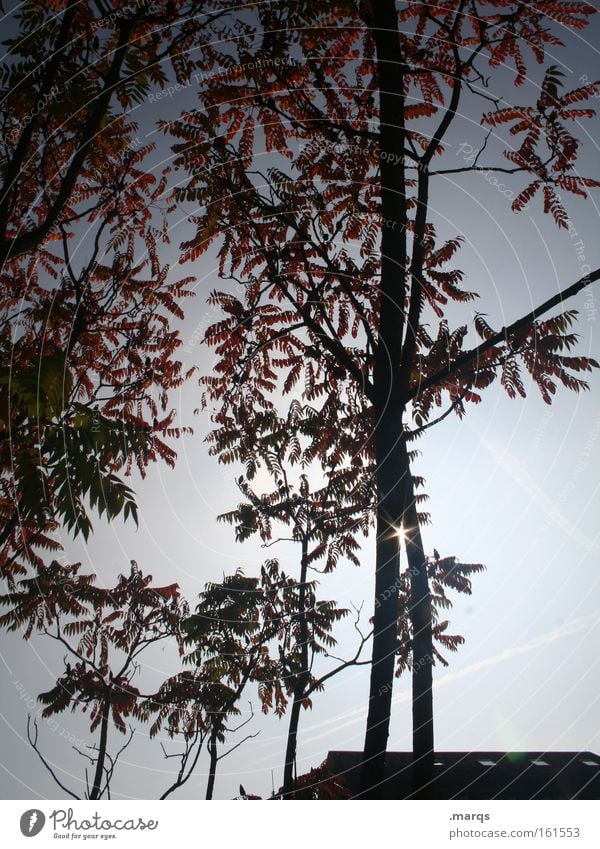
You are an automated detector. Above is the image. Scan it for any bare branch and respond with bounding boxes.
[307,611,373,697]
[27,716,80,800]
[159,728,207,800]
[216,704,259,763]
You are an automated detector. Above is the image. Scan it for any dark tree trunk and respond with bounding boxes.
[360,0,409,799]
[361,0,435,798]
[361,436,435,799]
[282,535,310,796]
[360,490,403,798]
[282,695,302,796]
[205,727,219,800]
[89,689,111,800]
[399,440,434,797]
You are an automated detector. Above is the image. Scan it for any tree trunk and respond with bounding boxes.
[360,0,409,799]
[282,695,303,797]
[399,440,434,797]
[282,535,310,796]
[205,727,219,800]
[89,689,111,800]
[360,493,403,798]
[361,436,435,799]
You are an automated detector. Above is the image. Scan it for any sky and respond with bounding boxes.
[0,2,599,802]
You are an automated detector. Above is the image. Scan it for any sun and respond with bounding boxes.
[392,525,407,541]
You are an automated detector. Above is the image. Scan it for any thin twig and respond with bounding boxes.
[27,716,80,800]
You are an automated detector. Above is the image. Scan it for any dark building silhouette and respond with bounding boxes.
[326,751,600,799]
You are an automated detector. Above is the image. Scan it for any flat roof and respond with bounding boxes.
[325,751,600,800]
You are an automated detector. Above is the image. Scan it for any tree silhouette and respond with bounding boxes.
[0,559,188,799]
[0,0,233,265]
[214,399,377,794]
[143,562,294,798]
[0,0,222,569]
[167,0,600,796]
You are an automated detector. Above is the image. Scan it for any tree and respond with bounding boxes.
[144,562,293,799]
[0,558,187,799]
[0,0,262,576]
[0,0,234,266]
[0,0,220,573]
[167,0,600,797]
[394,550,485,678]
[213,399,373,794]
[0,5,302,800]
[1,556,283,800]
[213,392,484,796]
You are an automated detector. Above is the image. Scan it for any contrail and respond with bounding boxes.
[297,610,599,745]
[479,434,600,555]
[421,609,599,696]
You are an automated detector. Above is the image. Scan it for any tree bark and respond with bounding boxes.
[282,535,310,796]
[205,727,219,800]
[360,0,409,799]
[89,689,111,800]
[360,491,403,798]
[399,440,434,797]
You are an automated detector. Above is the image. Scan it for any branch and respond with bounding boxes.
[27,716,81,800]
[261,537,297,548]
[404,268,600,403]
[431,153,555,178]
[0,17,136,264]
[407,390,468,438]
[43,624,106,679]
[99,727,135,799]
[306,605,372,697]
[0,0,79,233]
[217,730,259,763]
[216,703,258,762]
[159,727,207,800]
[432,163,532,176]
